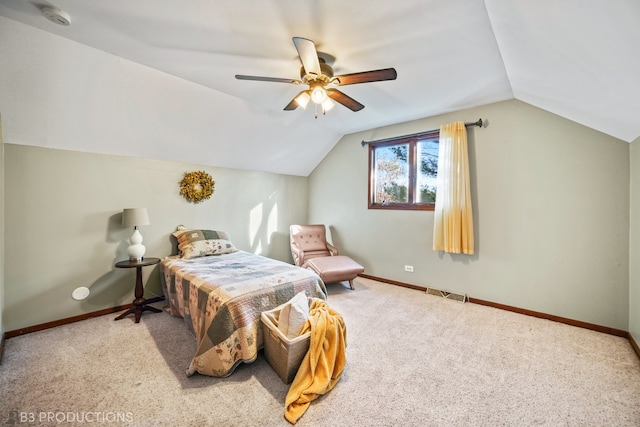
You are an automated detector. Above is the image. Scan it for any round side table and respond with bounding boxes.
[114,257,161,323]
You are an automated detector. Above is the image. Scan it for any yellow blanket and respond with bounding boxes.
[284,298,347,424]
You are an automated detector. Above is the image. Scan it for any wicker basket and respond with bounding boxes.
[261,306,310,384]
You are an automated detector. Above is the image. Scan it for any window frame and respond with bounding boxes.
[367,130,439,211]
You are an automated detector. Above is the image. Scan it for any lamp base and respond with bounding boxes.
[127,228,146,261]
[127,243,146,262]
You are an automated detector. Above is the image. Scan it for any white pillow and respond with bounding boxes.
[278,291,309,339]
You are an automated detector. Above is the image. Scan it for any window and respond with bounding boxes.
[368,130,439,210]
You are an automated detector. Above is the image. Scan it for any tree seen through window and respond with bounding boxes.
[368,130,439,210]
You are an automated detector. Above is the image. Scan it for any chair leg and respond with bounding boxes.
[348,279,355,290]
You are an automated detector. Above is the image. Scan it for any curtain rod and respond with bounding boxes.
[360,118,484,147]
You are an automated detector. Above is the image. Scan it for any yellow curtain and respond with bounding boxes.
[433,121,474,254]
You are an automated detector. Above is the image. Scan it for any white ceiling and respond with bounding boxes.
[1,0,639,176]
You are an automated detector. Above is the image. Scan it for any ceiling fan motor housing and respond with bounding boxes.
[300,58,334,83]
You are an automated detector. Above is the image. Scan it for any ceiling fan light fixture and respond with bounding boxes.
[322,99,335,113]
[311,86,328,104]
[295,91,311,109]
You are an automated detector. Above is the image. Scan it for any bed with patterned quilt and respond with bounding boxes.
[159,227,327,377]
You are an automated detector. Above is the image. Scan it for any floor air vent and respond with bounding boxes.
[426,287,468,303]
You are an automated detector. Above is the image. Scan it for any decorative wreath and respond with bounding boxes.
[179,170,215,203]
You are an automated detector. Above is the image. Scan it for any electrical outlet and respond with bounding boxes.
[404,265,414,272]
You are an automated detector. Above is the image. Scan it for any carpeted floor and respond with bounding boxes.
[1,277,639,426]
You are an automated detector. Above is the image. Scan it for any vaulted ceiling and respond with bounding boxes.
[1,1,639,176]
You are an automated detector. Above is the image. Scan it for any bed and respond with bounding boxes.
[159,229,327,377]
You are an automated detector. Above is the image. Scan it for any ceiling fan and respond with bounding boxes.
[235,37,397,114]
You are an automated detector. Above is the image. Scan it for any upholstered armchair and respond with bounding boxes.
[290,224,364,290]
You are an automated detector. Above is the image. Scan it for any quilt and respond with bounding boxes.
[160,250,327,377]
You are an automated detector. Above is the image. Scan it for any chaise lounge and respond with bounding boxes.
[290,224,364,290]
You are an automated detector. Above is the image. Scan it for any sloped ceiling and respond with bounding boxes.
[0,0,638,176]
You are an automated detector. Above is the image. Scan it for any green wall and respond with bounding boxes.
[309,99,630,330]
[2,102,635,337]
[3,144,308,331]
[0,118,4,338]
[1,102,637,337]
[629,137,640,344]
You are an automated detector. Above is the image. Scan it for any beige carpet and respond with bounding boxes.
[1,277,639,426]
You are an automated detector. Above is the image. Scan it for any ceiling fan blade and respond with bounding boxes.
[235,74,302,84]
[327,88,365,112]
[333,68,397,86]
[292,37,321,77]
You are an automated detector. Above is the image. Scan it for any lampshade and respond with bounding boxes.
[122,208,150,261]
[122,208,150,227]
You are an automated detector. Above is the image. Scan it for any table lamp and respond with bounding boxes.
[122,208,150,261]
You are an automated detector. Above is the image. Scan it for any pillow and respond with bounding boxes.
[172,226,238,259]
[278,291,309,339]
